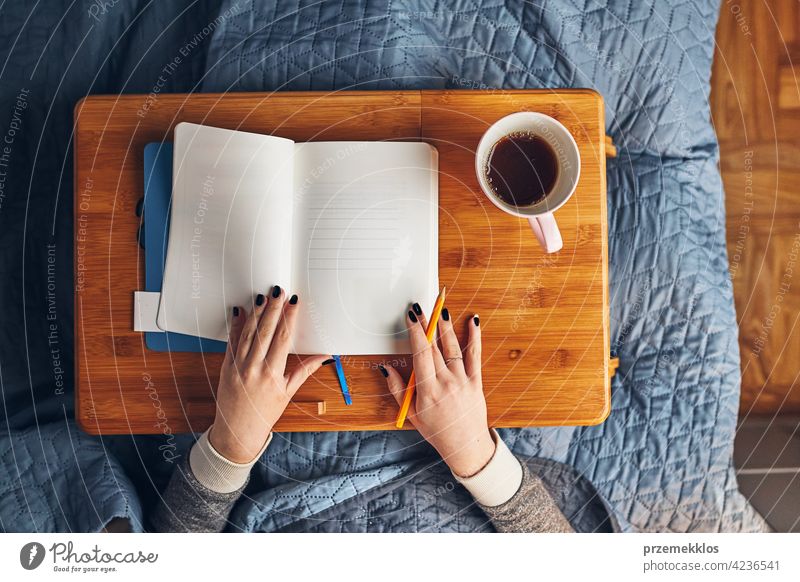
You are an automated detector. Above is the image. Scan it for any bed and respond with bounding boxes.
[0,0,766,532]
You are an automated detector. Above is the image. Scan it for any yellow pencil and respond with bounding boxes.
[395,286,446,428]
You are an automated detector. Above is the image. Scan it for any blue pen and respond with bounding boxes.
[333,355,352,406]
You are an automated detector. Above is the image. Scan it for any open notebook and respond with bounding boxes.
[156,123,438,355]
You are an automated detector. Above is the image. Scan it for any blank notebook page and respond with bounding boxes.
[158,123,295,341]
[291,141,438,355]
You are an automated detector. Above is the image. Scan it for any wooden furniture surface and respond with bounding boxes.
[74,90,610,435]
[712,1,800,414]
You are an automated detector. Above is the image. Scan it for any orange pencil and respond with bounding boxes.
[395,286,446,428]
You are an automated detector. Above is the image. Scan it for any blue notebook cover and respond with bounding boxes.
[143,142,226,353]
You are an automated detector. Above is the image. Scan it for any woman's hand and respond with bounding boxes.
[381,306,496,478]
[209,286,331,464]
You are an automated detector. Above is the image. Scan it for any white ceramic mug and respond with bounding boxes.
[475,112,581,253]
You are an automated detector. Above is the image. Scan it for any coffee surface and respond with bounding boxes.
[485,133,559,207]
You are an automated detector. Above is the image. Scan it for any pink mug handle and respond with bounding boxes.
[528,213,563,253]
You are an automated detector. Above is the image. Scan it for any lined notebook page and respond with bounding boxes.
[291,142,438,355]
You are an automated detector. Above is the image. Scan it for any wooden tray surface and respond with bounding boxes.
[74,90,609,434]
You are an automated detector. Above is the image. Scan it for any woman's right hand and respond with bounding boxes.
[380,306,496,478]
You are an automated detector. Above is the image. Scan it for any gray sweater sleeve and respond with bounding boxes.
[477,460,574,533]
[151,437,572,533]
[149,455,245,533]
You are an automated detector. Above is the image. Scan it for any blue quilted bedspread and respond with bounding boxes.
[0,0,767,532]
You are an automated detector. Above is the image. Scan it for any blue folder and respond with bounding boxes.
[143,143,226,352]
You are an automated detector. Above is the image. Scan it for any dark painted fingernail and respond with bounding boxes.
[441,307,450,321]
[412,302,422,315]
[322,358,335,366]
[289,294,298,305]
[378,365,389,378]
[408,310,418,323]
[272,285,281,298]
[256,294,265,306]
[473,316,480,327]
[232,306,239,317]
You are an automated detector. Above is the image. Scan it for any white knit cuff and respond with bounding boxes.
[188,428,273,494]
[453,428,523,507]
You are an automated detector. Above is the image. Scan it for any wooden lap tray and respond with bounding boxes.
[74,90,610,435]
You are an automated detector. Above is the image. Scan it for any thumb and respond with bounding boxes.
[223,306,246,367]
[286,354,331,395]
[382,365,416,420]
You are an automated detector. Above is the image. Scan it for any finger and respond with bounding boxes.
[265,293,301,373]
[412,302,447,376]
[249,285,285,362]
[438,307,465,373]
[236,293,267,359]
[382,364,417,420]
[406,308,437,386]
[463,314,482,380]
[286,354,332,395]
[225,306,246,366]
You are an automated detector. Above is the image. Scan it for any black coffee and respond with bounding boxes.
[485,133,559,207]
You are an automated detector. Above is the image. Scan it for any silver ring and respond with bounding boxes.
[445,357,463,364]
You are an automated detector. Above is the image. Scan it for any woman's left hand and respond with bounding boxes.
[209,286,331,463]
